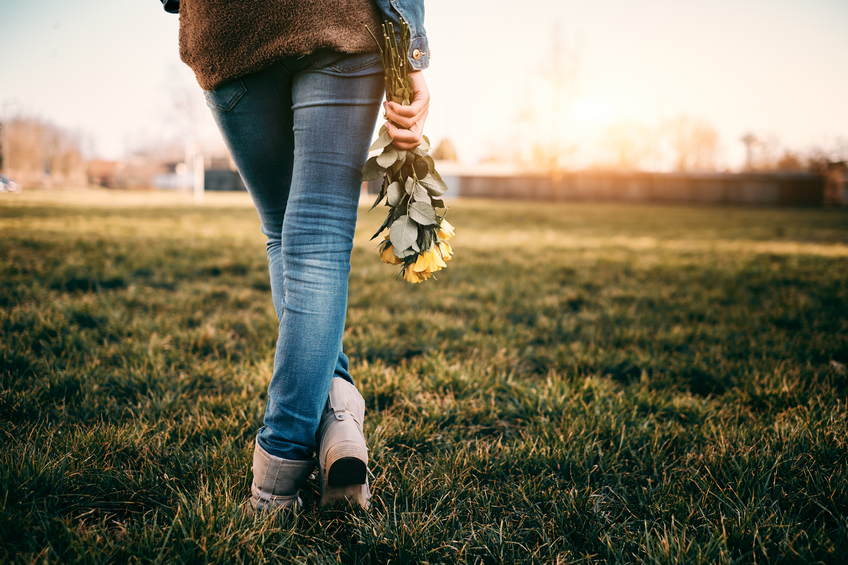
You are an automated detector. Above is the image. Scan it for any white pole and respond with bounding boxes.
[183,144,194,192]
[193,152,204,204]
[2,99,17,177]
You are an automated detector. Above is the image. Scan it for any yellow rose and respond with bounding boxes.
[437,219,455,240]
[379,242,402,265]
[403,266,431,283]
[413,250,434,273]
[431,248,447,268]
[438,241,453,261]
[414,248,447,274]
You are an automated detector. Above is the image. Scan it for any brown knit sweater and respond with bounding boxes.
[179,0,383,90]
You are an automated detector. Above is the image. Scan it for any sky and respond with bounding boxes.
[1,0,847,170]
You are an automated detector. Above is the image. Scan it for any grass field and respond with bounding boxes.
[2,188,847,564]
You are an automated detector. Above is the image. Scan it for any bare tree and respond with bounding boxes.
[661,116,719,172]
[514,23,582,173]
[3,114,86,187]
[774,151,805,171]
[599,121,654,170]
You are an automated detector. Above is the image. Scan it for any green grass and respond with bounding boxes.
[2,190,848,564]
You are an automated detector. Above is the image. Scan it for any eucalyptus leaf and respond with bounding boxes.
[362,156,385,181]
[377,147,398,168]
[369,188,385,211]
[424,228,433,248]
[368,129,393,152]
[420,135,431,152]
[394,246,416,258]
[387,181,404,207]
[419,173,449,197]
[412,182,431,204]
[422,155,435,172]
[404,177,415,195]
[431,198,447,209]
[409,201,437,225]
[390,215,418,251]
[413,158,429,180]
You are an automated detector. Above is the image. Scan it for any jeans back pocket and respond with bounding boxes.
[203,79,247,112]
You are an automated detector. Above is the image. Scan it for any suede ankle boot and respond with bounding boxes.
[248,441,314,514]
[317,378,370,508]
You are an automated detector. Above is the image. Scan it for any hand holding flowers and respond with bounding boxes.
[383,71,430,150]
[364,20,454,283]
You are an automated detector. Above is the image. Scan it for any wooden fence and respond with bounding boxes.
[455,171,825,206]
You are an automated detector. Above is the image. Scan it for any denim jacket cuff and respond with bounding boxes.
[408,36,430,71]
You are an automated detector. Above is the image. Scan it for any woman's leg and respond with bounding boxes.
[204,53,383,463]
[259,55,383,461]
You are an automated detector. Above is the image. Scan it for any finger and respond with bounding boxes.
[385,97,429,117]
[385,121,422,150]
[385,109,429,149]
[385,108,428,141]
[385,100,428,128]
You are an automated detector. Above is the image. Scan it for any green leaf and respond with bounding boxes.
[422,155,435,172]
[423,227,434,249]
[413,158,429,179]
[420,135,431,152]
[377,147,398,168]
[387,181,404,207]
[411,145,429,157]
[412,182,431,204]
[362,156,385,181]
[431,198,447,209]
[409,201,437,225]
[369,178,388,211]
[390,215,418,251]
[404,177,415,195]
[369,190,384,211]
[394,245,417,258]
[419,173,449,197]
[368,129,393,152]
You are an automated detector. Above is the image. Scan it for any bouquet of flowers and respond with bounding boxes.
[363,20,455,283]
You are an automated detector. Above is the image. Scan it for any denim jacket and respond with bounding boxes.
[160,0,429,70]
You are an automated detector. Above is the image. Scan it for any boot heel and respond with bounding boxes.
[318,378,371,509]
[328,456,367,486]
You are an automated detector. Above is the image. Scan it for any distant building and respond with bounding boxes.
[152,153,246,191]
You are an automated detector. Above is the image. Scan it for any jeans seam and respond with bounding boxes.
[328,53,381,74]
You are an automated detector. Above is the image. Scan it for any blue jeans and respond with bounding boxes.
[203,51,384,461]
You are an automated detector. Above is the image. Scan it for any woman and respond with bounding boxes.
[160,0,430,510]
